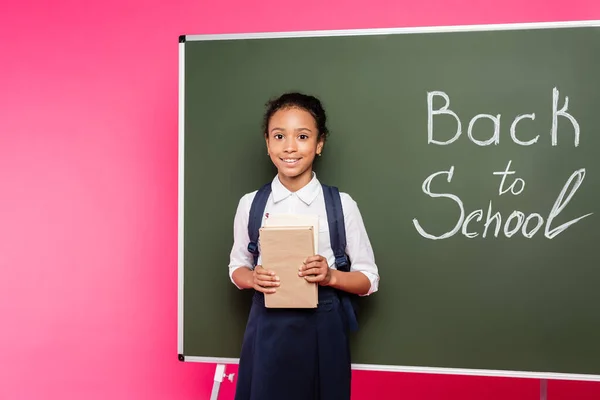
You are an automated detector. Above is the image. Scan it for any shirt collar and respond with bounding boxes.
[271,172,321,205]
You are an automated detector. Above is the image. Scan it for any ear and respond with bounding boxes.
[265,136,270,154]
[316,138,324,156]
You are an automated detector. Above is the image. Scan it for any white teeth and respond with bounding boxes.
[283,159,299,163]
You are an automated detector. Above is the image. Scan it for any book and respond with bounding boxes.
[258,226,318,308]
[263,214,320,253]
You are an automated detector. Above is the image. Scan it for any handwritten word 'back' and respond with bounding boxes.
[427,88,580,147]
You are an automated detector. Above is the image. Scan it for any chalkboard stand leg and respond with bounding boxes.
[540,379,548,400]
[210,364,235,400]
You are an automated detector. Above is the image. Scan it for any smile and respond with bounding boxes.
[281,158,301,164]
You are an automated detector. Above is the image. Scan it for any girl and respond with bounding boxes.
[228,92,379,400]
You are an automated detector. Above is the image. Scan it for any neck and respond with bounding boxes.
[278,170,313,192]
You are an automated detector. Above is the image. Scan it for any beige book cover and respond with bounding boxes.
[264,214,319,253]
[258,226,318,308]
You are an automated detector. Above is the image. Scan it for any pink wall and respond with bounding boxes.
[1,0,599,399]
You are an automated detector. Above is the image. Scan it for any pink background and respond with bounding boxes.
[1,0,599,399]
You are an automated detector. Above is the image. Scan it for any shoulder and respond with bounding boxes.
[319,183,358,210]
[338,191,354,202]
[338,191,361,215]
[321,186,359,218]
[234,179,277,210]
[238,180,276,206]
[334,190,370,233]
[338,189,356,208]
[241,189,258,203]
[338,190,356,206]
[232,190,258,221]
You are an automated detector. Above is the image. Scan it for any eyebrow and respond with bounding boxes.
[270,127,313,133]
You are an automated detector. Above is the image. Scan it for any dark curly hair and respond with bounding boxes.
[262,92,329,143]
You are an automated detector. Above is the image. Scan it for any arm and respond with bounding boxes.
[228,193,280,293]
[300,257,371,295]
[301,194,380,296]
[231,266,254,289]
[341,194,379,295]
[228,194,256,289]
[232,265,280,293]
[328,269,372,295]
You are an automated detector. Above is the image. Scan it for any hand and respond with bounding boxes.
[253,265,279,294]
[299,255,332,286]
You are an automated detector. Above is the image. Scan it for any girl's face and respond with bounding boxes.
[265,107,324,188]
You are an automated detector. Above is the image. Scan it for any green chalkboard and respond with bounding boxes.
[178,21,600,380]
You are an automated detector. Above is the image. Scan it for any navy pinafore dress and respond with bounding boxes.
[234,286,352,400]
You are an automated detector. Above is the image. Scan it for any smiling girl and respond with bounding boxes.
[228,92,379,400]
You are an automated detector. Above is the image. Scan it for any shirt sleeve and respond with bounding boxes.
[228,192,255,288]
[340,193,380,296]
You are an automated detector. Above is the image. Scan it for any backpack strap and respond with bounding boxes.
[322,184,349,272]
[322,184,358,332]
[247,183,272,267]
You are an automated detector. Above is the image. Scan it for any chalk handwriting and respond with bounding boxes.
[412,166,464,240]
[493,160,525,196]
[412,166,592,239]
[552,87,580,147]
[545,169,592,238]
[510,114,538,145]
[427,88,579,147]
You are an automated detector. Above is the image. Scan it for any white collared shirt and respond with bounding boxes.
[228,173,380,295]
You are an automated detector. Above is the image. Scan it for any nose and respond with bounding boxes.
[284,137,297,152]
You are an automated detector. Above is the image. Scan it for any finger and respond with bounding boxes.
[300,261,325,271]
[255,271,280,282]
[256,272,279,283]
[299,267,323,277]
[304,255,326,264]
[255,277,280,286]
[255,267,276,276]
[254,284,277,294]
[304,273,326,283]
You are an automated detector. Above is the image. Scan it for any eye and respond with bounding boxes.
[299,134,309,140]
[274,134,284,140]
